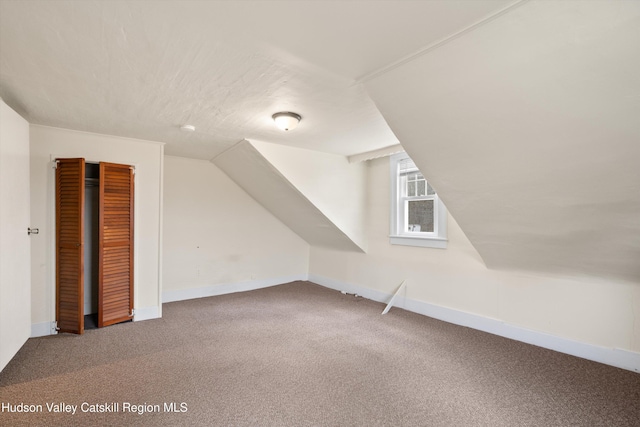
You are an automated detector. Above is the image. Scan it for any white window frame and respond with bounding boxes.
[389,152,447,249]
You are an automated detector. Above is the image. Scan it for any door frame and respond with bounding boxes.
[48,155,139,334]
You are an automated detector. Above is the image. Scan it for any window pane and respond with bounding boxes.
[417,180,425,196]
[427,182,435,196]
[407,200,434,232]
[407,182,416,197]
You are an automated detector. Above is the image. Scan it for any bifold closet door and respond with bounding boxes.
[55,158,85,334]
[98,162,134,327]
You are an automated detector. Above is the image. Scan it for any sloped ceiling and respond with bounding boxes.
[212,140,365,252]
[365,1,640,282]
[0,0,512,158]
[1,0,638,283]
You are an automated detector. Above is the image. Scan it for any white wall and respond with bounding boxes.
[251,140,368,251]
[364,1,640,283]
[29,125,164,333]
[162,156,309,301]
[310,157,640,371]
[0,100,31,371]
[213,140,363,252]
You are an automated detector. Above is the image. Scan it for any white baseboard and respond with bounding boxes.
[134,305,161,322]
[31,321,57,337]
[309,273,640,373]
[162,274,309,303]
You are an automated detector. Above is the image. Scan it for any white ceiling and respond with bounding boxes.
[0,0,514,159]
[213,140,365,252]
[366,0,640,282]
[5,0,636,283]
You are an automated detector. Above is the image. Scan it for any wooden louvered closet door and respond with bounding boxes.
[56,158,85,334]
[99,162,134,327]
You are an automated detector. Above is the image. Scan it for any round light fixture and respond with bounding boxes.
[272,112,301,131]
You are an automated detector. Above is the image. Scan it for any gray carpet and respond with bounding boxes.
[1,281,639,426]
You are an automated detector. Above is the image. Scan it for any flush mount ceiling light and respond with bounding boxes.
[272,112,301,131]
[180,124,196,132]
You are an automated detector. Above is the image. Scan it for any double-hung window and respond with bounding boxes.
[390,152,447,248]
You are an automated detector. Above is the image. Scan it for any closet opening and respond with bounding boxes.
[56,158,135,334]
[84,163,99,330]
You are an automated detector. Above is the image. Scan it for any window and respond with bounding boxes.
[390,152,447,248]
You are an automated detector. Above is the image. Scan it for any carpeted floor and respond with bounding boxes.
[1,281,639,426]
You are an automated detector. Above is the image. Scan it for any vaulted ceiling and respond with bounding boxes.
[0,0,512,158]
[1,0,638,283]
[365,1,640,282]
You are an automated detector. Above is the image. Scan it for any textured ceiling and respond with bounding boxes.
[1,0,637,283]
[0,0,513,159]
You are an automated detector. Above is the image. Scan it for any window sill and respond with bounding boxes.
[389,235,448,249]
